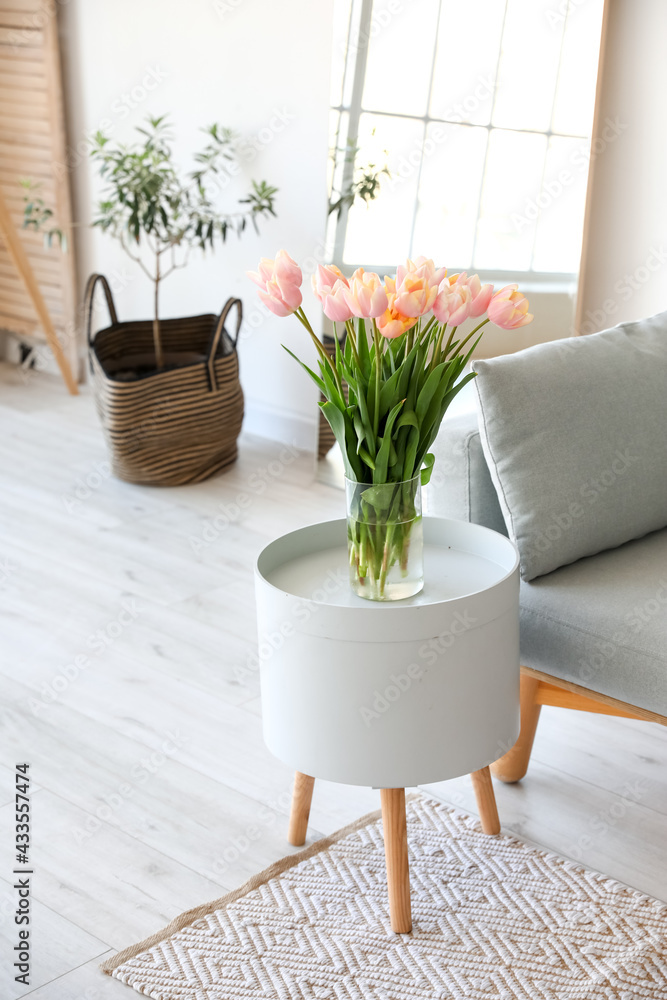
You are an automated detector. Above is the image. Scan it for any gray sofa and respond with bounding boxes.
[429,313,667,778]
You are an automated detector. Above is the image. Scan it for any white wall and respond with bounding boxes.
[59,0,333,449]
[473,285,576,359]
[576,0,667,333]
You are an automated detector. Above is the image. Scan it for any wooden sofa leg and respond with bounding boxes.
[287,772,315,846]
[491,674,542,784]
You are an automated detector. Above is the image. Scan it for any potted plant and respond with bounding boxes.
[249,251,533,599]
[24,116,278,486]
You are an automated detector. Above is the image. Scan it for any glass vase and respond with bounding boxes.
[345,476,424,601]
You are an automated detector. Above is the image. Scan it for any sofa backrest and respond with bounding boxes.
[473,312,667,581]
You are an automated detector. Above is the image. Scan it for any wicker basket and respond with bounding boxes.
[85,273,244,486]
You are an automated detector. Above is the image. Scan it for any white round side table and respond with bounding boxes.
[255,516,520,934]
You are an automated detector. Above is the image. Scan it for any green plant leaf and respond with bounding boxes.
[344,328,353,366]
[318,358,346,411]
[415,362,447,426]
[353,407,367,455]
[415,371,478,470]
[420,453,435,486]
[320,402,362,481]
[396,409,419,431]
[373,399,405,484]
[356,318,372,381]
[281,346,325,393]
[398,340,420,400]
[344,366,375,453]
[402,425,420,482]
[359,446,376,470]
[378,367,402,419]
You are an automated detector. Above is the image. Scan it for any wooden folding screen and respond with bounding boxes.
[0,0,77,389]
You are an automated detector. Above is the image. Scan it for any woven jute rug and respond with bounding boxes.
[102,796,667,999]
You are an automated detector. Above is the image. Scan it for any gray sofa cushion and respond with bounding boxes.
[520,526,667,715]
[428,410,507,536]
[473,313,667,581]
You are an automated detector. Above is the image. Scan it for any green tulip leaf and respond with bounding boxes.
[402,424,420,481]
[353,407,367,455]
[420,453,435,486]
[378,367,402,419]
[320,401,362,481]
[396,409,419,431]
[282,345,326,394]
[359,446,376,471]
[372,398,405,484]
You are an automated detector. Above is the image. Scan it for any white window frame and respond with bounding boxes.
[330,0,596,289]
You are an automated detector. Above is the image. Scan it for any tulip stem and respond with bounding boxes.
[429,324,452,374]
[452,318,490,358]
[419,316,437,345]
[439,324,455,362]
[372,319,381,437]
[295,308,344,396]
[345,319,363,371]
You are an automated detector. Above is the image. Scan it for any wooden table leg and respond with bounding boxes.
[380,788,412,933]
[470,766,501,835]
[287,771,315,846]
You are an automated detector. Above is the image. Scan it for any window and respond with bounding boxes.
[328,0,605,283]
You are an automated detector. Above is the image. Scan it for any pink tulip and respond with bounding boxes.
[342,268,388,318]
[311,263,348,302]
[273,249,302,287]
[432,280,471,326]
[450,272,494,318]
[259,280,302,317]
[488,284,534,329]
[321,279,355,322]
[248,250,303,317]
[248,257,276,290]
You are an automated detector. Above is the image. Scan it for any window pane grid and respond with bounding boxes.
[331,0,604,278]
[331,103,589,140]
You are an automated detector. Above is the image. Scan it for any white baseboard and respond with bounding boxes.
[243,397,317,451]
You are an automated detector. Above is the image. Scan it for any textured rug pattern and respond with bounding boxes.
[104,797,667,998]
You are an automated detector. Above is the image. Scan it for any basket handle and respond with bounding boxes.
[84,273,119,349]
[207,297,242,392]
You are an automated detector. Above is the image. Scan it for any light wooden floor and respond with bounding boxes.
[1,363,666,999]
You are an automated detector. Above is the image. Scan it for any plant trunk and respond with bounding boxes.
[152,258,163,369]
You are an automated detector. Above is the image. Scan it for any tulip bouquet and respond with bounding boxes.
[249,251,533,600]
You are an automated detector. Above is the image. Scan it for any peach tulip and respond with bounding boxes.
[432,280,471,326]
[389,258,443,318]
[377,281,419,339]
[488,284,534,329]
[391,273,437,318]
[248,250,303,317]
[342,268,388,318]
[396,256,447,289]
